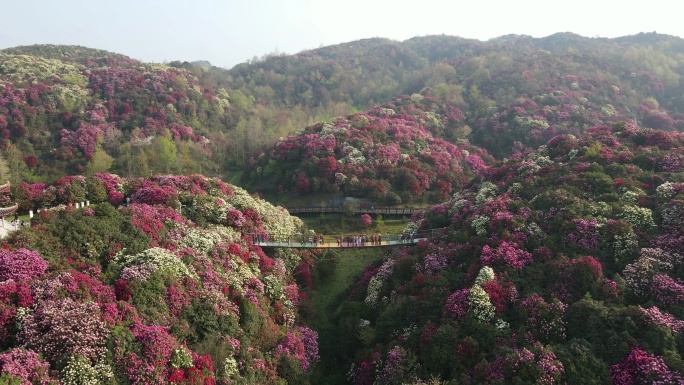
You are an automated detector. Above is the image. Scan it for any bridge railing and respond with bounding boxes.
[285,206,421,216]
[243,227,448,248]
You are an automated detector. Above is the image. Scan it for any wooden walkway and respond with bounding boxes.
[248,228,446,249]
[286,206,420,216]
[254,238,425,249]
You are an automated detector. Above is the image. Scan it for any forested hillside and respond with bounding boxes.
[3,34,684,185]
[3,33,684,384]
[0,174,320,384]
[333,122,684,384]
[242,94,492,205]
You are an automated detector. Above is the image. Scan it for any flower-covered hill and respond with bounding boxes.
[0,174,320,384]
[332,122,684,384]
[459,47,684,158]
[242,94,493,204]
[0,50,235,179]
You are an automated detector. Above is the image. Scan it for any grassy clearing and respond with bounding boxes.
[299,212,409,236]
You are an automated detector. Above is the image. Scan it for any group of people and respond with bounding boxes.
[252,231,424,247]
[336,234,384,247]
[398,231,417,242]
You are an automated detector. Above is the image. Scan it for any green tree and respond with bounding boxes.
[84,143,113,176]
[3,143,28,186]
[155,131,177,174]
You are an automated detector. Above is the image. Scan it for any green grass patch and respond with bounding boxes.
[309,247,385,384]
[298,212,409,236]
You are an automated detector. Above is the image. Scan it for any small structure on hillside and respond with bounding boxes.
[0,181,19,230]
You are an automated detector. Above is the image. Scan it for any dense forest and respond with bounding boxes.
[2,32,684,384]
[3,33,684,183]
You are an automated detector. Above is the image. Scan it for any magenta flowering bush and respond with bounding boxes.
[0,348,53,385]
[480,241,533,269]
[359,213,372,227]
[610,346,684,385]
[0,248,48,282]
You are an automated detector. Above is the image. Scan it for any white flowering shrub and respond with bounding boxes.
[475,182,497,206]
[274,249,302,273]
[656,182,677,200]
[223,185,304,237]
[613,231,639,261]
[264,275,284,301]
[178,227,238,254]
[169,346,193,369]
[115,247,197,280]
[365,276,383,309]
[468,284,495,323]
[621,190,641,205]
[620,206,655,229]
[471,216,490,237]
[475,266,495,285]
[61,355,114,385]
[222,356,240,380]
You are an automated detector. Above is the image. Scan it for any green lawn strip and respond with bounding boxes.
[309,247,385,384]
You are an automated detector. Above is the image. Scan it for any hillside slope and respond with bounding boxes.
[242,93,492,204]
[0,174,319,384]
[329,122,684,384]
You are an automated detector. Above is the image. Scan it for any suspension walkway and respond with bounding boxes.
[247,228,447,249]
[286,206,420,217]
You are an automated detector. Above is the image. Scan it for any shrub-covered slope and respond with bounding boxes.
[5,34,684,184]
[335,122,684,384]
[0,174,319,384]
[0,49,234,180]
[242,94,492,204]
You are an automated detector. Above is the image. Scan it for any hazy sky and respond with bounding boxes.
[1,0,680,69]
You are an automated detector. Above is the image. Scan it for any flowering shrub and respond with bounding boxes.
[610,346,684,384]
[480,241,533,269]
[640,306,684,333]
[61,354,114,385]
[359,213,372,227]
[0,248,48,282]
[0,348,52,385]
[115,247,197,280]
[19,298,109,363]
[468,284,495,323]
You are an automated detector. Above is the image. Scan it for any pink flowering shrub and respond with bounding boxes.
[443,288,470,320]
[130,185,179,206]
[19,298,109,363]
[640,306,684,334]
[125,203,184,245]
[0,248,48,282]
[359,213,372,227]
[651,273,684,306]
[610,346,684,384]
[0,348,52,385]
[481,241,533,269]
